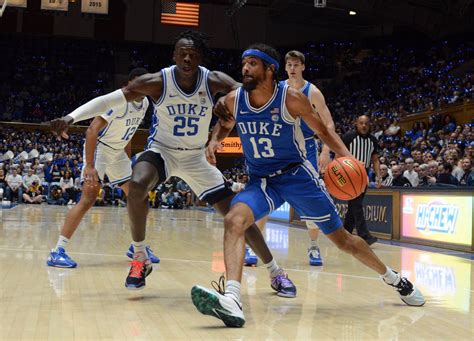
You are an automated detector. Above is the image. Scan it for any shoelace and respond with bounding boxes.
[211,275,226,295]
[129,260,145,278]
[395,278,413,296]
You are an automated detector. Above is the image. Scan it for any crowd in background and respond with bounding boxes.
[0,34,473,207]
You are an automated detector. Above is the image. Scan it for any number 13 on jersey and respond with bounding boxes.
[250,137,275,158]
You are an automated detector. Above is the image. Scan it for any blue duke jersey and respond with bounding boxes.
[147,65,214,149]
[98,97,149,149]
[235,83,307,177]
[232,83,342,233]
[280,80,318,169]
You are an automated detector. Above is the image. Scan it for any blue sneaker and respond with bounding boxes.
[271,270,297,298]
[244,247,258,267]
[127,245,160,264]
[47,247,77,268]
[308,246,323,266]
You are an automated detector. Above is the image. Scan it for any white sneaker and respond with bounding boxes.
[191,285,245,327]
[383,273,425,307]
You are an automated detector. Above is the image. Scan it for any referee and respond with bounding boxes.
[341,115,381,245]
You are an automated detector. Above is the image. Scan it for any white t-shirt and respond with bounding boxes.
[6,174,23,189]
[60,178,74,189]
[23,174,41,188]
[403,170,419,187]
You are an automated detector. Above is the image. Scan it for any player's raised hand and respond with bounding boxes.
[50,116,73,139]
[213,96,234,122]
[205,140,223,166]
[83,164,99,186]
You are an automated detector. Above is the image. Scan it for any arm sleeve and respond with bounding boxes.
[66,89,127,124]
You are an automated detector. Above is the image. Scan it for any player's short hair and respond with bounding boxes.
[246,43,281,79]
[285,50,305,64]
[174,30,212,57]
[128,68,148,81]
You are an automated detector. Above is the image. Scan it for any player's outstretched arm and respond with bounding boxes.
[206,91,237,166]
[310,86,336,172]
[83,117,108,184]
[286,88,351,158]
[50,72,163,137]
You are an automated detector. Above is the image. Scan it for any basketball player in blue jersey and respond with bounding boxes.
[47,68,159,268]
[244,50,334,267]
[191,44,424,328]
[50,31,296,296]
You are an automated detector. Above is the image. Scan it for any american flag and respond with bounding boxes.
[161,1,200,27]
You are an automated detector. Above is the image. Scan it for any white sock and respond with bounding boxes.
[310,239,319,249]
[132,240,148,261]
[225,280,241,302]
[56,236,69,250]
[264,259,281,278]
[382,266,400,285]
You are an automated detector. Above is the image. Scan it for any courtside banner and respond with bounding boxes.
[0,0,26,8]
[81,0,108,14]
[41,0,68,11]
[216,137,242,154]
[401,194,473,246]
[333,194,393,234]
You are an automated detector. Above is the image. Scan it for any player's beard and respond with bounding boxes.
[242,77,257,91]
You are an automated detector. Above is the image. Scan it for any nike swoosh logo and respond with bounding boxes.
[239,111,249,114]
[169,94,178,98]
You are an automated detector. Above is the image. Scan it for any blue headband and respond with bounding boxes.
[242,49,280,72]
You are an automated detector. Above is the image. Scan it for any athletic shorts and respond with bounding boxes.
[231,160,342,234]
[81,142,131,185]
[137,143,233,205]
[305,138,318,170]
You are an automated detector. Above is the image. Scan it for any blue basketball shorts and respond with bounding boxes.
[231,160,342,234]
[305,138,318,170]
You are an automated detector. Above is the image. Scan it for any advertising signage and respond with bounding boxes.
[401,194,473,246]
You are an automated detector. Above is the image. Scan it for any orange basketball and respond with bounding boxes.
[323,157,368,200]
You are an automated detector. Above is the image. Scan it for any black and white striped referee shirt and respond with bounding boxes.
[342,131,380,169]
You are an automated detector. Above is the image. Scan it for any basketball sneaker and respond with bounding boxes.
[244,247,258,266]
[127,245,160,264]
[308,246,323,266]
[46,247,77,268]
[125,259,153,290]
[383,272,425,307]
[191,277,245,328]
[271,269,297,298]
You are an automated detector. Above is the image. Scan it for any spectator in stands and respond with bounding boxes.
[23,180,43,204]
[177,179,192,207]
[379,164,393,187]
[51,165,61,183]
[391,165,412,187]
[47,185,66,205]
[60,171,76,205]
[445,154,463,181]
[412,150,423,165]
[417,164,431,187]
[6,168,24,202]
[95,187,106,206]
[403,158,418,187]
[437,163,459,186]
[0,169,6,191]
[23,168,41,189]
[459,157,473,186]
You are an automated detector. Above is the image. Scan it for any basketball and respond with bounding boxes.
[324,157,368,200]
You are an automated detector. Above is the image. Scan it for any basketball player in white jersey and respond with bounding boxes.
[50,31,296,296]
[47,68,159,268]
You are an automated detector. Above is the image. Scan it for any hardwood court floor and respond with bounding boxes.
[0,205,473,340]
